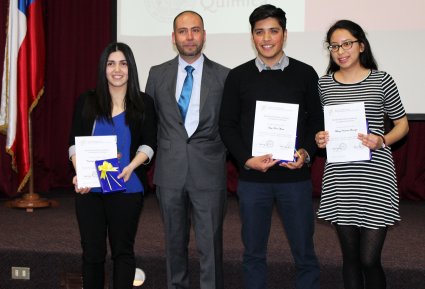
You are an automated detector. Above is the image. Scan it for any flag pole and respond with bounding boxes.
[8,112,52,212]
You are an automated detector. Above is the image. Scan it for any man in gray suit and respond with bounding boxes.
[145,10,229,289]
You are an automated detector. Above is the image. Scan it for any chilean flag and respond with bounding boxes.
[0,0,45,192]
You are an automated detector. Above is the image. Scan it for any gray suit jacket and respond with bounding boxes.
[146,55,230,190]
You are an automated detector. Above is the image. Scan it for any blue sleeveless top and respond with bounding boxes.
[91,112,144,194]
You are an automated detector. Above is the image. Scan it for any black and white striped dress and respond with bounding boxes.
[317,70,406,229]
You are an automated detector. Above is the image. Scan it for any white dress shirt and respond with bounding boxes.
[176,55,204,137]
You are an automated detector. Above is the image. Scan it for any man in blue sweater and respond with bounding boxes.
[219,4,322,289]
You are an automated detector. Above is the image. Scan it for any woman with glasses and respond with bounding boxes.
[315,20,409,289]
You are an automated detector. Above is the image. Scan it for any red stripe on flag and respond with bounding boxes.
[9,0,45,192]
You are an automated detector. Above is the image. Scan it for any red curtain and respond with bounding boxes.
[392,122,425,200]
[0,0,111,196]
[0,0,424,200]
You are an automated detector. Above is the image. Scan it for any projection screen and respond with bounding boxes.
[115,0,425,118]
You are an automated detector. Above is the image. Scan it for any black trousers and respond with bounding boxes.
[75,192,143,289]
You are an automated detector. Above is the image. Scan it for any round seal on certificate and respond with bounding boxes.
[145,0,192,23]
[266,140,274,148]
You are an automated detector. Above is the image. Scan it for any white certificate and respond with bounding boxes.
[252,101,299,161]
[75,135,117,188]
[324,102,370,163]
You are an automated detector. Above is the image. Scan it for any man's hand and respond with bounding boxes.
[279,148,308,170]
[245,154,279,172]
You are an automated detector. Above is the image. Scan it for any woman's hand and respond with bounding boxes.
[315,131,329,148]
[118,164,135,182]
[117,151,149,182]
[357,133,383,150]
[73,176,91,194]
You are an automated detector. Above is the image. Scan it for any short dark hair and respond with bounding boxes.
[249,4,286,32]
[90,42,144,124]
[325,20,378,74]
[173,10,204,31]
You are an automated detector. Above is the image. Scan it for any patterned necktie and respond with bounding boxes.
[178,65,195,123]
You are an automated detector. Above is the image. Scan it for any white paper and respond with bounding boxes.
[324,102,370,163]
[75,135,117,188]
[252,101,299,161]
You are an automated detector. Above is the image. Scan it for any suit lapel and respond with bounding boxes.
[163,57,181,117]
[199,57,213,114]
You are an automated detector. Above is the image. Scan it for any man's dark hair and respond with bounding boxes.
[249,4,286,32]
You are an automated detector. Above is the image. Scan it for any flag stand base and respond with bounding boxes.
[6,193,56,212]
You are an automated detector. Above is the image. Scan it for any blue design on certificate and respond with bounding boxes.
[95,158,126,194]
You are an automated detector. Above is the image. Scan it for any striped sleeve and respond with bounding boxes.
[382,72,406,120]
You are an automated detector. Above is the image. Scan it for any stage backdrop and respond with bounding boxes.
[0,0,424,200]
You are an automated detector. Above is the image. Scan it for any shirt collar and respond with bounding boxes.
[255,53,289,72]
[178,54,204,71]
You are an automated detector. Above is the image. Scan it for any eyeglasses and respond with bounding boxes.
[327,40,359,52]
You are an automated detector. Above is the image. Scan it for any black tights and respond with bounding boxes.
[335,225,388,289]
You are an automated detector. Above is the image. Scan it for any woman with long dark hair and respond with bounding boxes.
[315,20,408,289]
[69,42,156,289]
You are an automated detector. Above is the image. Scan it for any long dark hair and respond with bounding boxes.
[85,42,144,124]
[326,20,378,74]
